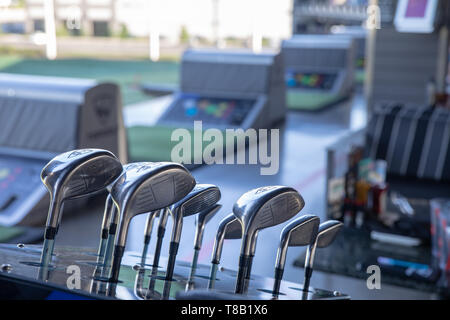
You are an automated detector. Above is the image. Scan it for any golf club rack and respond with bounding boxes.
[0,148,349,300]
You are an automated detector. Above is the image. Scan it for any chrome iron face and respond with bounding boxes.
[233,186,305,293]
[316,220,343,248]
[194,204,222,250]
[303,220,343,293]
[108,162,195,285]
[41,148,123,236]
[100,163,146,235]
[162,184,221,297]
[272,215,320,294]
[233,186,305,256]
[169,184,222,245]
[211,213,243,263]
[305,220,343,269]
[111,161,196,248]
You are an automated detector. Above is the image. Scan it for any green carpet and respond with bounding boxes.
[0,226,25,242]
[287,90,344,111]
[0,56,179,105]
[128,125,236,163]
[355,70,365,85]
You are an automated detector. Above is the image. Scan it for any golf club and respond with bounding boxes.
[303,220,343,293]
[162,184,221,297]
[272,215,320,296]
[233,185,305,294]
[141,209,162,263]
[108,162,196,285]
[39,149,122,268]
[101,163,146,278]
[189,203,222,280]
[148,207,171,293]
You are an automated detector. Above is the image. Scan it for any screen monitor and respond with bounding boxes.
[394,0,438,33]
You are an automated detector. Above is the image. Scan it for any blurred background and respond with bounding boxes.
[0,0,450,300]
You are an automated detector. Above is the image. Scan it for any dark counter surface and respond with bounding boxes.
[294,227,450,297]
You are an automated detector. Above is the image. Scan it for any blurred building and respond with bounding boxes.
[1,0,292,46]
[24,0,121,36]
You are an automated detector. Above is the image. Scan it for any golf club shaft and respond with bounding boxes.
[245,254,254,280]
[102,223,117,277]
[109,245,125,283]
[96,236,107,263]
[303,266,313,292]
[189,249,200,280]
[208,263,219,289]
[272,266,284,295]
[165,241,179,281]
[235,254,251,294]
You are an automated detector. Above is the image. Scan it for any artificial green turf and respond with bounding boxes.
[0,55,179,105]
[0,226,25,242]
[128,125,236,163]
[286,90,343,111]
[355,70,365,84]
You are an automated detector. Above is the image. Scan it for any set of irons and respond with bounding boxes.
[38,148,342,299]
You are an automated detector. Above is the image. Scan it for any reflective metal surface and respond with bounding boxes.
[0,244,349,300]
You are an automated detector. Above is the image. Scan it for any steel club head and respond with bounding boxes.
[194,203,222,250]
[169,184,221,245]
[233,185,304,293]
[272,215,320,295]
[211,213,243,264]
[277,215,320,268]
[111,161,196,248]
[315,220,343,248]
[163,184,221,285]
[233,186,305,253]
[41,148,123,239]
[303,220,343,292]
[108,162,195,284]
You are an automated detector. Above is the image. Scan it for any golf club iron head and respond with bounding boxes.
[233,185,305,293]
[303,220,343,292]
[194,203,223,250]
[108,162,195,284]
[272,214,320,295]
[41,148,123,239]
[164,184,221,285]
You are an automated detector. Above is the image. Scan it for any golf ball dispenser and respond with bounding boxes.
[281,35,356,110]
[158,49,286,129]
[0,74,127,226]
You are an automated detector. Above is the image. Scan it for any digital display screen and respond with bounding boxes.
[162,94,256,126]
[286,71,337,90]
[405,0,428,18]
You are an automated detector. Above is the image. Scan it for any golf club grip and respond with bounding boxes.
[208,262,219,288]
[272,267,284,294]
[110,245,125,283]
[152,236,164,269]
[235,254,251,294]
[108,223,117,236]
[189,249,200,279]
[303,266,313,292]
[148,235,164,290]
[165,242,179,281]
[44,226,58,240]
[245,255,254,280]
